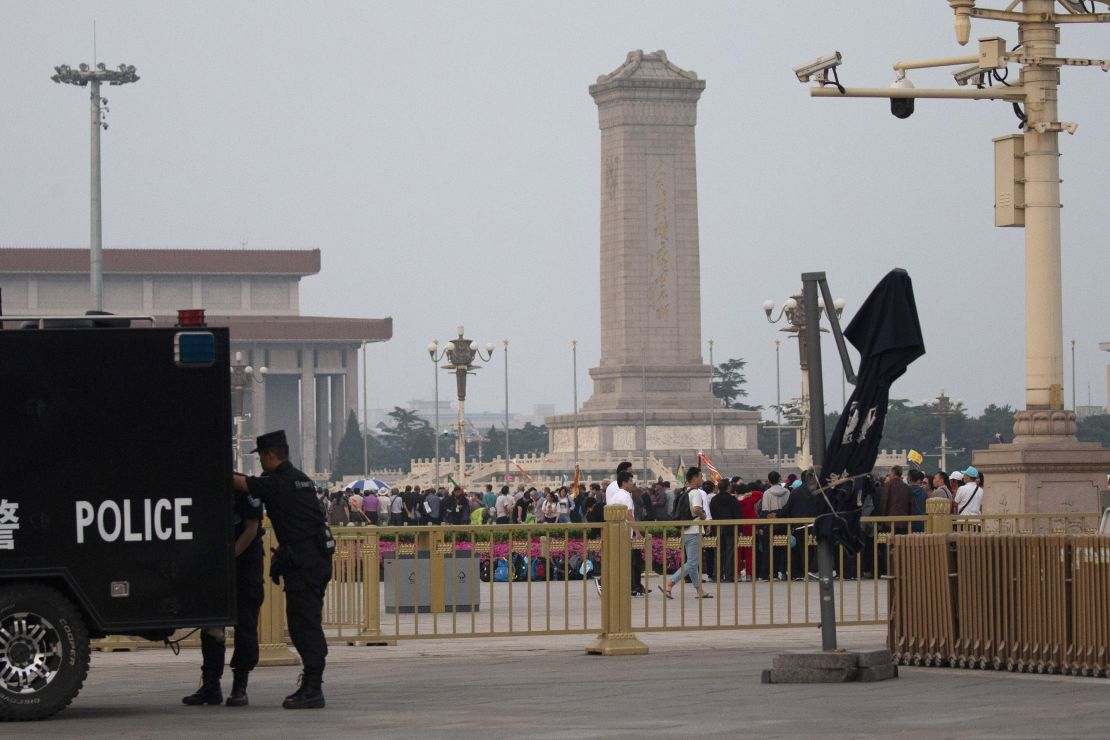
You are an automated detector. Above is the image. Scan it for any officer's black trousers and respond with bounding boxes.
[283,550,332,678]
[201,544,264,676]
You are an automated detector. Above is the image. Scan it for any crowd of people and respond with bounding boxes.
[325,462,985,528]
[318,461,986,590]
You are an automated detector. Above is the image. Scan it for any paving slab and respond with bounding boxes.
[11,626,1109,739]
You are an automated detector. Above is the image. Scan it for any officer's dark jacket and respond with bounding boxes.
[245,460,324,545]
[234,488,264,539]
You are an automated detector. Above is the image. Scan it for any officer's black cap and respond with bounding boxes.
[250,429,288,454]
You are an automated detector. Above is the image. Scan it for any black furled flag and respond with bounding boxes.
[817,269,925,551]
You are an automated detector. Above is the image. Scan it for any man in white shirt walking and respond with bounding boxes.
[659,467,711,599]
[604,469,646,597]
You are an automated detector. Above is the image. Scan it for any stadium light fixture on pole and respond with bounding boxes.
[51,62,139,312]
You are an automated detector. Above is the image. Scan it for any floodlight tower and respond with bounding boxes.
[51,62,140,311]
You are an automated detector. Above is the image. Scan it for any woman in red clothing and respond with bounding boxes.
[736,483,763,582]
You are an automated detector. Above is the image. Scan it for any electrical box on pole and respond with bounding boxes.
[993,134,1025,227]
[978,36,1008,70]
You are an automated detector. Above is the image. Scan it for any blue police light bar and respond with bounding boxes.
[174,331,216,367]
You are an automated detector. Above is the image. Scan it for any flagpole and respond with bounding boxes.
[572,340,579,465]
[708,339,716,453]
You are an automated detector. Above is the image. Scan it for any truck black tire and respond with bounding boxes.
[0,583,91,721]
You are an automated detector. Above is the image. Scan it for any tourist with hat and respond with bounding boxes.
[232,430,335,709]
[953,466,984,515]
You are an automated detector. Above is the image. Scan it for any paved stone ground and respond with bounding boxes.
[17,625,1108,739]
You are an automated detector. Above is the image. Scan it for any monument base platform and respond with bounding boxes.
[972,413,1110,513]
[546,408,774,479]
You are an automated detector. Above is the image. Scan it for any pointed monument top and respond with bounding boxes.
[595,49,699,85]
[590,50,704,119]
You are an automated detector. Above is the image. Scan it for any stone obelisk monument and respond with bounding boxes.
[547,50,767,476]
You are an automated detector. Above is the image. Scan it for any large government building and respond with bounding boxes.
[0,247,392,476]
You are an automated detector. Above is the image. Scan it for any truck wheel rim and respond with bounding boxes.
[0,612,63,694]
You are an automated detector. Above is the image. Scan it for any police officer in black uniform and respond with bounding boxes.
[183,456,265,707]
[232,430,334,709]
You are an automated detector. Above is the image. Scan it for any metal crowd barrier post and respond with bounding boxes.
[925,497,953,534]
[585,505,648,655]
[257,520,299,666]
[347,528,394,646]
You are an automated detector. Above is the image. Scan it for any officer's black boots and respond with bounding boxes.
[182,669,223,706]
[225,671,249,707]
[282,673,325,709]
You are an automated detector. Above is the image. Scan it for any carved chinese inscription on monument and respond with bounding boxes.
[604,154,620,204]
[648,155,675,323]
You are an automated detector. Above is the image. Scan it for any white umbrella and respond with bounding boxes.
[348,478,390,492]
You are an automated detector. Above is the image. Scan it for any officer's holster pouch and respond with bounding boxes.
[270,545,294,584]
[319,526,336,557]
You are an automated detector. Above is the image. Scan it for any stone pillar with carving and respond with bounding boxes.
[583,49,711,414]
[545,50,768,477]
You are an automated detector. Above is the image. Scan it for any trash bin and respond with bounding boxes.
[383,550,480,614]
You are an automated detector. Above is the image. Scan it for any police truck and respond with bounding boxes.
[0,310,236,721]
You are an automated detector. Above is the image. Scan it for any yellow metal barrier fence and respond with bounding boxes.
[889,531,1110,676]
[89,509,1100,655]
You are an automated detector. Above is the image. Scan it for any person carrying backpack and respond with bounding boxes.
[659,467,711,599]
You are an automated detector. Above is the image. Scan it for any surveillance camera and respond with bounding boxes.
[952,64,986,87]
[793,52,842,84]
[890,76,915,119]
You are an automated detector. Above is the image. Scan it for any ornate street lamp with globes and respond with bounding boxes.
[230,351,267,473]
[428,327,494,487]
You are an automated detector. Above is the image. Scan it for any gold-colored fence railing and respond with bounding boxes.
[319,509,1092,647]
[325,521,606,642]
[88,508,1102,656]
[889,531,1110,676]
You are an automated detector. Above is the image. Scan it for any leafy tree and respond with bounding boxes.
[758,421,799,459]
[376,407,435,472]
[1078,414,1110,447]
[332,410,364,481]
[755,397,1036,473]
[713,358,761,410]
[331,410,389,481]
[484,423,550,459]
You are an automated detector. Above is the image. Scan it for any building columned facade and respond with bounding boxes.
[0,247,392,475]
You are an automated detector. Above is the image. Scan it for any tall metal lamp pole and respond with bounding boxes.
[572,340,579,464]
[504,339,510,481]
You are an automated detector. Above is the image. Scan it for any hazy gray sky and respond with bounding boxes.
[4,1,1108,421]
